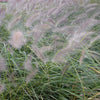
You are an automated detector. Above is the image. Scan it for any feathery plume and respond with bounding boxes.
[8,31,26,49]
[24,54,32,71]
[79,49,85,65]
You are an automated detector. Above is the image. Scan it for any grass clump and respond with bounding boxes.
[0,0,100,100]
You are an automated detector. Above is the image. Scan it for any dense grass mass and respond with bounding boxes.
[0,0,100,100]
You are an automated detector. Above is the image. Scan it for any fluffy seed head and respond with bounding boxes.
[9,31,26,49]
[24,55,32,71]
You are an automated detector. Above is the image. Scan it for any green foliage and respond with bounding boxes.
[90,39,100,53]
[0,25,9,41]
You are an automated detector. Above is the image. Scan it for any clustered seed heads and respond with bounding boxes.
[0,0,99,86]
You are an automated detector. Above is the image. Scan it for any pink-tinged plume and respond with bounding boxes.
[9,31,26,49]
